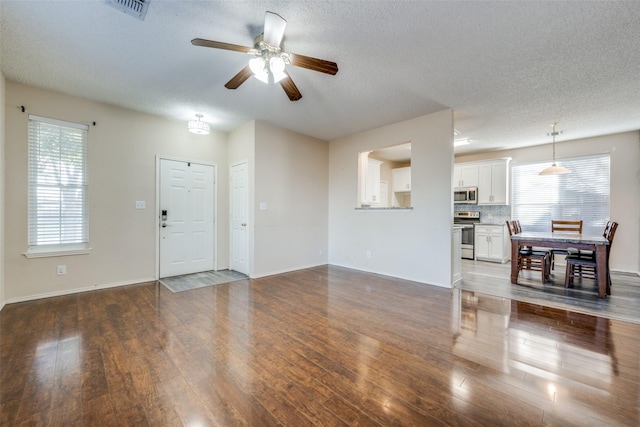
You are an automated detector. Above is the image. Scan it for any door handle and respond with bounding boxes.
[162,222,170,228]
[241,223,247,227]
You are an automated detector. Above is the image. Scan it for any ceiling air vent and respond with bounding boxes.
[108,0,150,20]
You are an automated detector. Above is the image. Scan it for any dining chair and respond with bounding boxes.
[550,219,583,269]
[551,220,583,234]
[564,221,618,295]
[512,219,522,234]
[506,220,551,283]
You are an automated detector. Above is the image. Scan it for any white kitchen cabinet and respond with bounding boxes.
[478,159,510,205]
[454,164,479,188]
[392,166,411,192]
[475,224,510,263]
[361,157,383,205]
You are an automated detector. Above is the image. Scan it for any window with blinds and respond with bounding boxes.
[28,115,89,254]
[511,154,610,235]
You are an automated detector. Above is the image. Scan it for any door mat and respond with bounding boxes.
[160,270,248,293]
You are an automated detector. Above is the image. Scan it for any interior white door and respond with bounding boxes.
[160,159,215,278]
[230,161,249,275]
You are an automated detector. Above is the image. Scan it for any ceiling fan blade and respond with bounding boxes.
[191,38,252,53]
[225,65,253,89]
[288,53,338,75]
[279,71,302,101]
[263,11,286,47]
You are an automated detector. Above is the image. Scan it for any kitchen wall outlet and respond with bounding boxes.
[366,250,372,258]
[135,201,146,209]
[57,265,67,275]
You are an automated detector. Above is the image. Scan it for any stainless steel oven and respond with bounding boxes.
[454,211,480,259]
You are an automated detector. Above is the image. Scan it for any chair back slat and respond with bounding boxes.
[513,220,522,234]
[603,221,618,244]
[506,220,524,236]
[551,220,583,234]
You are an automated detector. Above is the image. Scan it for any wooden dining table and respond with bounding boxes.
[510,232,610,298]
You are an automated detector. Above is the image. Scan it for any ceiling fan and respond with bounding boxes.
[192,11,338,101]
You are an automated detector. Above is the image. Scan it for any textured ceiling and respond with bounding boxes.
[2,1,640,155]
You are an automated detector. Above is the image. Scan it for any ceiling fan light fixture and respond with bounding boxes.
[188,114,210,135]
[249,56,265,74]
[539,122,570,175]
[249,57,269,83]
[269,56,287,83]
[270,56,287,83]
[192,11,338,101]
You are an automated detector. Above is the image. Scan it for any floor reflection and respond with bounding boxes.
[452,288,618,385]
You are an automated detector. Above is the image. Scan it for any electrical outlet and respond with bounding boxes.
[135,201,146,209]
[366,250,372,258]
[57,265,67,275]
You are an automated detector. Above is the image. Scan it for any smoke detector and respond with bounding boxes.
[107,0,150,20]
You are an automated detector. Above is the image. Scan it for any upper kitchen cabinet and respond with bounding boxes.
[392,166,411,192]
[454,163,479,188]
[359,153,384,206]
[478,159,511,205]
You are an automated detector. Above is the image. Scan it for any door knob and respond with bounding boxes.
[162,222,169,228]
[241,223,247,227]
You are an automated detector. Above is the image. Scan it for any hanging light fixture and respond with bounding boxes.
[539,122,570,175]
[188,114,210,135]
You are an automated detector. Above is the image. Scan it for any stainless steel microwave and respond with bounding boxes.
[454,187,478,204]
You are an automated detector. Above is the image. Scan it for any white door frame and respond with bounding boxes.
[155,155,218,279]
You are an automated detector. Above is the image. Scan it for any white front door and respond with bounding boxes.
[159,159,215,278]
[230,161,249,275]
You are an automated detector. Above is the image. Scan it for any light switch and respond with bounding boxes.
[259,202,267,211]
[135,201,146,209]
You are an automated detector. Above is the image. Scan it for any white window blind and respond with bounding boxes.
[28,115,89,252]
[511,154,610,235]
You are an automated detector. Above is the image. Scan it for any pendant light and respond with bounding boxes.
[188,114,210,135]
[539,122,570,175]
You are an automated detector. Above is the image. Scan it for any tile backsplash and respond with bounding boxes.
[454,204,511,225]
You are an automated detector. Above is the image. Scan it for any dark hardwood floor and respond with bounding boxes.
[1,265,639,426]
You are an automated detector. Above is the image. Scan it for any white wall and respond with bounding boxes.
[456,131,640,273]
[253,121,329,277]
[0,70,5,309]
[4,82,230,302]
[328,110,455,287]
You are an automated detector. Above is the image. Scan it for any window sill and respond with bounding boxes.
[355,207,413,211]
[23,247,93,259]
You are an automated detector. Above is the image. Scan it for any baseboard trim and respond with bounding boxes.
[3,277,157,305]
[251,263,327,279]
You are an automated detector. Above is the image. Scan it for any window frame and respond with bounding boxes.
[510,153,610,235]
[24,114,91,258]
